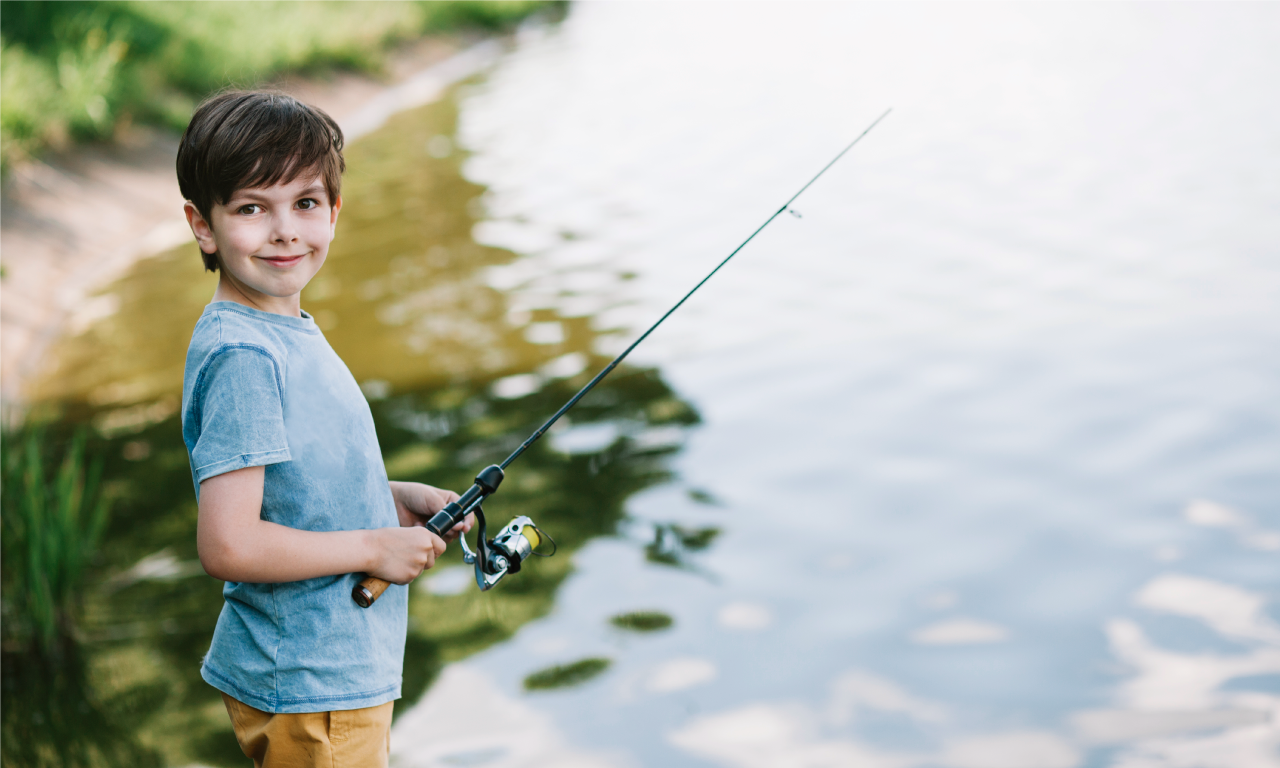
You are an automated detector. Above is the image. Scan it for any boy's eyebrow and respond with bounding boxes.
[228,189,274,203]
[228,183,328,203]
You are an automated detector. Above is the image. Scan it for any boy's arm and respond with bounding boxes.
[198,466,446,584]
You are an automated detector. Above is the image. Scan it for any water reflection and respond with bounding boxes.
[402,511,1279,768]
[663,534,1280,768]
[387,4,1279,767]
[1,646,166,768]
[644,522,721,569]
[8,85,699,765]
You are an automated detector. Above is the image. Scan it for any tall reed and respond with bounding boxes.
[1,428,109,654]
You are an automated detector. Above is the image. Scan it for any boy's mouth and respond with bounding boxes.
[258,254,307,268]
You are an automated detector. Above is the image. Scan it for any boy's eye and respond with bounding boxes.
[297,198,319,210]
[237,204,262,215]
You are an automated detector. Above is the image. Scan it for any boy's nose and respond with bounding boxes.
[271,214,300,243]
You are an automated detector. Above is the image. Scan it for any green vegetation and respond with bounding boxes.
[0,0,559,172]
[0,429,158,768]
[609,610,674,632]
[523,657,612,691]
[1,428,109,655]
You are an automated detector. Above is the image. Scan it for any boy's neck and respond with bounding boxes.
[212,273,303,317]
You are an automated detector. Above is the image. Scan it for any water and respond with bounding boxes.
[394,4,1280,766]
[15,3,1280,767]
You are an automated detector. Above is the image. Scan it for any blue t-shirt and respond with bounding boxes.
[181,301,406,713]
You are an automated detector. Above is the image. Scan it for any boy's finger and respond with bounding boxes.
[429,532,447,556]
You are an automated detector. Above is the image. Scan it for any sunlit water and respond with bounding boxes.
[395,4,1280,767]
[18,3,1280,767]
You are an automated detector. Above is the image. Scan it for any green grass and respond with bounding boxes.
[1,428,109,655]
[0,1,560,172]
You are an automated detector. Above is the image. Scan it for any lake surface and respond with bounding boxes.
[17,3,1280,767]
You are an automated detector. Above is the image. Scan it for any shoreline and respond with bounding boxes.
[0,34,505,412]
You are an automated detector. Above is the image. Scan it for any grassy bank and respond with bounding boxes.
[0,0,558,173]
[1,428,109,656]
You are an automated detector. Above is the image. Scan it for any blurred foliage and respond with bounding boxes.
[0,0,561,172]
[1,427,109,655]
[0,428,158,768]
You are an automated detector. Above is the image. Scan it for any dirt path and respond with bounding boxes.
[0,35,504,411]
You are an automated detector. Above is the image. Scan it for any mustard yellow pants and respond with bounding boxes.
[222,693,393,768]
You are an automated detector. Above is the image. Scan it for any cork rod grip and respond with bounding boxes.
[353,576,391,608]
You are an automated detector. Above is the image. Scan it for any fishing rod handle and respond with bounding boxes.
[352,504,455,607]
[352,466,505,608]
[351,503,460,608]
[353,576,390,608]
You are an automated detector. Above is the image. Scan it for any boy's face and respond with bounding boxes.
[186,172,341,311]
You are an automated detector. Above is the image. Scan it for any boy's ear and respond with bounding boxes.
[184,201,218,254]
[329,195,342,239]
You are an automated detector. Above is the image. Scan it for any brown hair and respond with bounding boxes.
[176,91,345,272]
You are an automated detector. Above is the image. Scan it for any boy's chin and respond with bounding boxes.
[259,283,309,301]
[249,269,319,293]
[226,276,310,304]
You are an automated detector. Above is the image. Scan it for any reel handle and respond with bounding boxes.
[351,465,505,608]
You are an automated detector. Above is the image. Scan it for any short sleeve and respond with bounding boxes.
[190,345,291,484]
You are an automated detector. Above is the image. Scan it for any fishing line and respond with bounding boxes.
[354,108,891,606]
[498,107,892,471]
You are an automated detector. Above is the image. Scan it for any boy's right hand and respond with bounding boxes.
[367,526,447,584]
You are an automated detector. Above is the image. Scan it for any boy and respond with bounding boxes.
[177,91,469,767]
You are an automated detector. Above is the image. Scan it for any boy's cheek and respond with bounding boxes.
[225,228,266,256]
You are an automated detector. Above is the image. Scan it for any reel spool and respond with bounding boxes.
[460,512,555,591]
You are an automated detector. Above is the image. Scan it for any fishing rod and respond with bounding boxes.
[354,108,891,607]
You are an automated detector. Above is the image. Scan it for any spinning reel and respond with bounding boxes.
[353,464,554,606]
[423,465,553,591]
[459,511,554,590]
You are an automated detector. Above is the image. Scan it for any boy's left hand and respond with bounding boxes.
[388,481,473,542]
